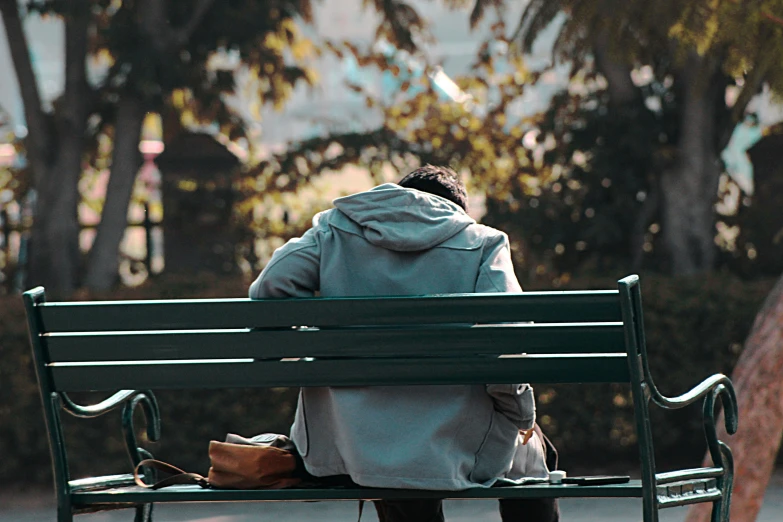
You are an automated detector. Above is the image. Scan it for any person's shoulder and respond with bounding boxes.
[437,223,508,251]
[311,208,339,230]
[466,223,510,244]
[311,207,365,237]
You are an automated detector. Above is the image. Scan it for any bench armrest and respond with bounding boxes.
[648,373,735,416]
[648,372,737,508]
[62,390,145,418]
[60,389,161,473]
[648,373,738,436]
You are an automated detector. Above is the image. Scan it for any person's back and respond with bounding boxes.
[249,165,558,521]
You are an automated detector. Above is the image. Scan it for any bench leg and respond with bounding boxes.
[134,503,154,522]
[56,505,73,522]
[710,475,733,522]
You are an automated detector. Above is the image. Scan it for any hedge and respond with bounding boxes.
[0,272,775,489]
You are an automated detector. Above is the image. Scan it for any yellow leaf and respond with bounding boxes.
[264,33,284,53]
[180,109,196,127]
[304,68,320,85]
[292,39,315,60]
[172,89,186,109]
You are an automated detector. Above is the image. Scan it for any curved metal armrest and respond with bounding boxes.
[650,373,738,434]
[122,391,161,479]
[60,389,161,479]
[649,372,738,520]
[61,390,140,418]
[648,373,738,436]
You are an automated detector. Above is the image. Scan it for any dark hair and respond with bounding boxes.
[398,164,468,211]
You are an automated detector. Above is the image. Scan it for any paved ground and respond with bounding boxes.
[3,472,782,521]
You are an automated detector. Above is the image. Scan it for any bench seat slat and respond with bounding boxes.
[71,481,644,504]
[49,355,631,391]
[45,323,626,362]
[38,292,622,332]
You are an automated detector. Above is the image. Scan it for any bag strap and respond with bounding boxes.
[134,459,210,490]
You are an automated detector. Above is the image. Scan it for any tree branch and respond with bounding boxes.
[729,54,772,124]
[720,25,775,149]
[137,0,170,52]
[138,0,216,53]
[0,0,50,180]
[172,0,216,47]
[592,28,639,107]
[58,0,91,146]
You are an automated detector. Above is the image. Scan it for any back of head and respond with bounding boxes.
[398,165,468,211]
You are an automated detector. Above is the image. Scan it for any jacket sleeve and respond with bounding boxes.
[475,232,522,293]
[485,383,536,430]
[249,227,321,298]
[475,232,535,429]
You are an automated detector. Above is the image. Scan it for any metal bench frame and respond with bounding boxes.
[23,275,738,522]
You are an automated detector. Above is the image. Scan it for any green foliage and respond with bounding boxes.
[0,272,774,488]
[481,75,680,284]
[86,0,318,143]
[235,18,538,204]
[496,0,783,276]
[515,0,783,85]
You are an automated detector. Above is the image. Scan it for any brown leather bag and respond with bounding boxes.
[134,433,303,490]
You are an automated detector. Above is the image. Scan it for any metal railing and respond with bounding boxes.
[0,203,162,293]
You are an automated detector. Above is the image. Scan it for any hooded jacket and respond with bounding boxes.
[249,183,548,490]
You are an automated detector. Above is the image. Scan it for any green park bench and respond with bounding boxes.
[23,274,737,522]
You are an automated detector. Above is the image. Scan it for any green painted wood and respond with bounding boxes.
[71,481,645,505]
[38,292,622,333]
[45,323,626,362]
[22,288,74,522]
[49,354,631,392]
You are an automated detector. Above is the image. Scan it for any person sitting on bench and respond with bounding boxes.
[249,165,560,522]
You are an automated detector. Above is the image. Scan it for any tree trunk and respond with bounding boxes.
[13,0,91,298]
[592,29,639,109]
[84,94,146,291]
[79,0,215,291]
[685,274,783,522]
[592,30,662,269]
[27,149,83,298]
[661,54,723,275]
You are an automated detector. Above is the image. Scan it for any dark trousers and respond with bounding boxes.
[373,425,560,522]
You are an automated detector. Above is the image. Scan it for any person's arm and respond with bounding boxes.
[249,227,322,299]
[476,232,536,431]
[486,383,536,430]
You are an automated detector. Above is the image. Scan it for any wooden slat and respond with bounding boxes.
[38,292,622,332]
[48,354,631,391]
[45,323,626,362]
[71,481,644,504]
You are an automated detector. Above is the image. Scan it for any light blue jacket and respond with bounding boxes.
[249,184,548,490]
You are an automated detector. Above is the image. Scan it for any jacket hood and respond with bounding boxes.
[331,183,475,251]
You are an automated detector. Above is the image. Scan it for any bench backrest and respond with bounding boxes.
[23,277,646,394]
[24,275,662,510]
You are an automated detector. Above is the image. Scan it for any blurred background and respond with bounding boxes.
[0,0,782,520]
